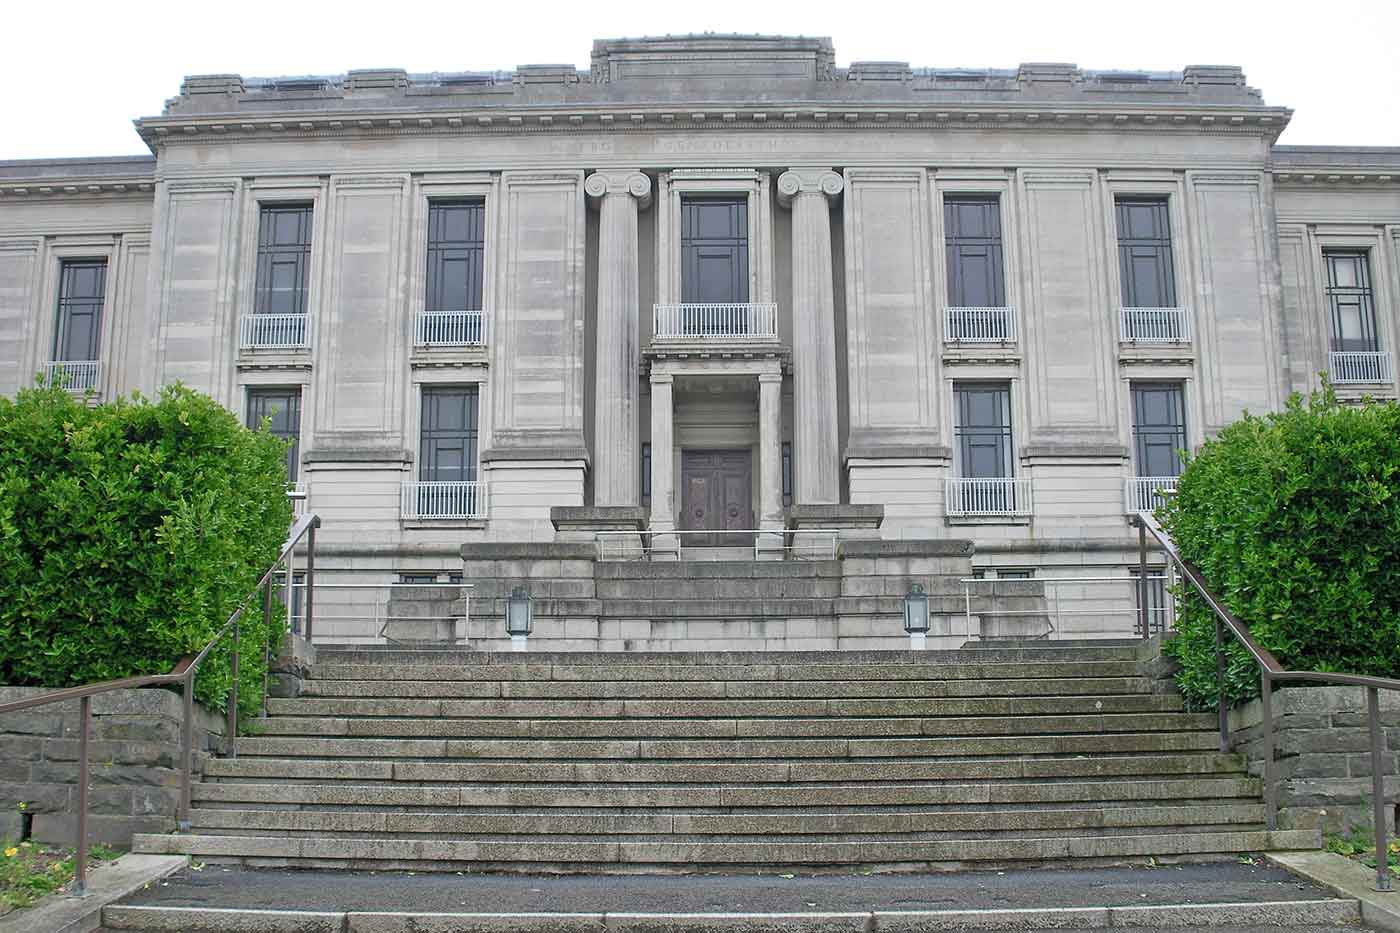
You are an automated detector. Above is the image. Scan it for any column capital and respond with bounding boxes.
[757,371,785,385]
[649,372,674,386]
[585,170,652,209]
[777,168,843,208]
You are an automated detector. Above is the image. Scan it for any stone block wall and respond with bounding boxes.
[0,687,222,847]
[1230,686,1400,835]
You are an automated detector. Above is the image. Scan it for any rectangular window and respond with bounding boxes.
[255,204,313,317]
[1115,198,1176,308]
[1324,250,1379,352]
[54,259,106,362]
[640,442,652,505]
[680,197,749,304]
[1131,383,1186,479]
[781,441,793,509]
[420,386,480,483]
[944,196,1005,308]
[426,201,486,314]
[953,383,1013,479]
[247,388,302,482]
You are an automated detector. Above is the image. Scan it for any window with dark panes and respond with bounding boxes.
[1115,198,1176,308]
[640,442,652,505]
[681,197,749,305]
[953,384,1014,479]
[1324,250,1379,352]
[54,260,106,362]
[420,386,480,483]
[426,201,486,333]
[254,204,313,317]
[247,388,302,482]
[944,196,1005,308]
[781,441,793,509]
[1131,383,1186,478]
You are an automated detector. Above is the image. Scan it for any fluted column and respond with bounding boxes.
[778,168,844,505]
[585,170,652,506]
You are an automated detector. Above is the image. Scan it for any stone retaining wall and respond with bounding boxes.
[1230,685,1400,835]
[0,687,222,847]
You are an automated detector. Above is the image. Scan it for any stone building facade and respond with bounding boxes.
[1,36,1397,646]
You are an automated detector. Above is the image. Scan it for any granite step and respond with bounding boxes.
[312,645,1148,665]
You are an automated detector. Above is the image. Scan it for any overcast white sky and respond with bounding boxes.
[4,0,1397,160]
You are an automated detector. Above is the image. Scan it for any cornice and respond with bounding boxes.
[1272,169,1396,188]
[134,102,1293,152]
[0,177,155,200]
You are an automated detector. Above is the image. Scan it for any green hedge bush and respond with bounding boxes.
[1161,386,1400,709]
[0,383,292,718]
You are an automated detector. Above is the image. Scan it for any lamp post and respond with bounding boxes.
[506,586,533,652]
[904,582,930,650]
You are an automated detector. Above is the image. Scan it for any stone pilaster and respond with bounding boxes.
[758,372,784,531]
[648,372,675,533]
[586,170,652,506]
[778,168,844,504]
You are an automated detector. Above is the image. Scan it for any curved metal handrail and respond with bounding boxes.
[1133,511,1397,891]
[0,511,321,895]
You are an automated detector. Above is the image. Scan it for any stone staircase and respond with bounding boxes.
[131,643,1318,870]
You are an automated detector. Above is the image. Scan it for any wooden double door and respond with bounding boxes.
[680,449,753,546]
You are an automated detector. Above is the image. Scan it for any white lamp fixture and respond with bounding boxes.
[506,585,533,651]
[904,582,930,650]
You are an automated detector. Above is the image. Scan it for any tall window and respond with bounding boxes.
[254,204,313,316]
[1115,198,1176,308]
[944,196,1005,308]
[425,201,486,346]
[54,259,106,363]
[1324,250,1378,352]
[680,198,748,304]
[247,388,302,482]
[953,383,1013,479]
[1131,383,1186,478]
[420,387,480,484]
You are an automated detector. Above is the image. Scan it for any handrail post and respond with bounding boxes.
[74,695,90,897]
[1261,670,1277,832]
[1137,518,1150,639]
[261,579,273,719]
[1215,618,1229,753]
[178,668,193,832]
[1369,686,1392,891]
[304,519,318,643]
[226,622,239,758]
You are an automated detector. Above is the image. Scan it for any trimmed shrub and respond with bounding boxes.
[1161,386,1400,709]
[0,383,292,718]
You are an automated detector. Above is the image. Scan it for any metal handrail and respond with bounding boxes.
[1132,510,1399,891]
[0,511,321,896]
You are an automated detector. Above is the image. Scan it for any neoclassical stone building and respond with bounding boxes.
[2,35,1397,647]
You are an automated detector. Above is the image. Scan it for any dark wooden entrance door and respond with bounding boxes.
[680,450,753,546]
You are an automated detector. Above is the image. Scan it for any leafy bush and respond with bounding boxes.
[0,384,292,717]
[1161,385,1400,709]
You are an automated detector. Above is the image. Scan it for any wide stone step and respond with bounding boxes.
[230,731,1221,761]
[593,560,845,580]
[186,802,1267,836]
[312,645,1146,665]
[253,711,1212,739]
[594,577,846,599]
[130,828,1322,867]
[202,752,1246,784]
[307,660,1142,683]
[192,776,1264,809]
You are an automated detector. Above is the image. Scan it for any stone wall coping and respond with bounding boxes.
[788,504,885,527]
[550,506,649,531]
[840,539,973,558]
[1231,683,1400,730]
[460,542,598,560]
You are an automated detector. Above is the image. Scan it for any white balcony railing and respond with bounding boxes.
[652,303,778,340]
[1119,307,1191,344]
[415,311,487,347]
[944,307,1015,343]
[42,360,101,392]
[945,477,1034,517]
[1125,476,1179,515]
[1328,350,1394,385]
[400,481,488,520]
[239,313,310,350]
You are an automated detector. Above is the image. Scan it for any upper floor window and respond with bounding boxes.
[1115,198,1176,309]
[680,197,748,304]
[247,388,302,482]
[953,383,1014,479]
[944,196,1005,308]
[426,201,485,314]
[54,259,106,363]
[1131,383,1186,479]
[1323,250,1379,352]
[255,204,313,317]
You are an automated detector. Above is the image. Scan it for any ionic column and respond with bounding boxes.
[777,168,844,504]
[648,372,675,533]
[585,170,652,506]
